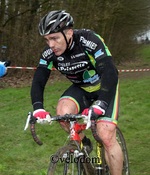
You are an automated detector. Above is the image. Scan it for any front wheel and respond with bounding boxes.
[47,141,96,175]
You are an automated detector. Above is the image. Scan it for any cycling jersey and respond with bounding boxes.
[31,29,118,110]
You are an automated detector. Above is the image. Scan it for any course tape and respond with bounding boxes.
[7,66,150,73]
[118,68,150,73]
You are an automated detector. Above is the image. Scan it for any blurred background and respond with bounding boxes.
[0,0,150,67]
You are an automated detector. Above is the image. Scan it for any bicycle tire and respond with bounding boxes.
[100,127,130,175]
[116,127,130,175]
[47,141,96,175]
[91,120,130,175]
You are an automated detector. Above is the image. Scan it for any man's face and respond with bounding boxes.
[44,29,73,56]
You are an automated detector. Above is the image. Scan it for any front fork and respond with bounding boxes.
[70,121,86,142]
[96,142,104,175]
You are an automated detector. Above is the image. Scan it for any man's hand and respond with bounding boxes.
[82,100,108,120]
[33,109,51,124]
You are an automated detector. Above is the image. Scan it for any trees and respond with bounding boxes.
[0,0,149,65]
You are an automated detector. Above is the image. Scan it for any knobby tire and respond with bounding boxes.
[47,142,96,175]
[100,127,130,175]
[116,127,130,175]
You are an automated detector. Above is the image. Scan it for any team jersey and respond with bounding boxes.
[31,29,118,110]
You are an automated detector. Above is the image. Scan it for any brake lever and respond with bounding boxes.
[86,108,92,130]
[24,112,32,130]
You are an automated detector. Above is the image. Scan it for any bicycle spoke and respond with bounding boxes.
[47,143,86,175]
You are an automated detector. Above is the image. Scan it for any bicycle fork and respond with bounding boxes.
[96,142,104,175]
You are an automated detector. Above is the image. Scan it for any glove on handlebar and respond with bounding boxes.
[33,109,51,124]
[82,100,108,120]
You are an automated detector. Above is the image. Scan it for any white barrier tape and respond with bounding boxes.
[7,66,150,73]
[7,66,55,70]
[118,68,150,73]
[8,66,37,70]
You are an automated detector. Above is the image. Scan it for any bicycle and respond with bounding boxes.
[24,110,130,175]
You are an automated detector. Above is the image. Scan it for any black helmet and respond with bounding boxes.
[39,10,74,36]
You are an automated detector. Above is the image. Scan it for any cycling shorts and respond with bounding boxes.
[59,83,119,125]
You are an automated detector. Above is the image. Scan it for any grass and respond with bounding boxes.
[137,44,150,63]
[117,44,150,70]
[0,43,150,174]
[0,75,149,175]
[119,77,150,174]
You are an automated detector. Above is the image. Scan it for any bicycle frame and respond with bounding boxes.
[24,112,130,175]
[69,120,86,142]
[70,119,104,172]
[26,112,105,175]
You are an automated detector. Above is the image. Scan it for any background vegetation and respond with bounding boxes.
[0,0,150,66]
[0,74,149,175]
[0,1,150,175]
[0,46,150,175]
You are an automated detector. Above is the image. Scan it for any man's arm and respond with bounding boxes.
[95,56,118,105]
[31,67,51,110]
[82,57,118,118]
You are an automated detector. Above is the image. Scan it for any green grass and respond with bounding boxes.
[119,77,150,174]
[0,77,150,175]
[137,44,150,65]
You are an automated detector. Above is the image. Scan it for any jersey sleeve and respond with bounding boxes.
[83,30,118,105]
[38,46,54,70]
[31,46,53,110]
[83,29,112,60]
[31,67,51,110]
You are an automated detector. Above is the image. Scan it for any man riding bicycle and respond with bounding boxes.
[31,10,123,175]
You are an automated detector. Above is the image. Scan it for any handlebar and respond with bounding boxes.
[29,112,43,145]
[24,111,103,146]
[25,112,86,146]
[51,114,84,121]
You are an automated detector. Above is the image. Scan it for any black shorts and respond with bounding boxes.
[59,83,119,125]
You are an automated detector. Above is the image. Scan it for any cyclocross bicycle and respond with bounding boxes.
[25,111,130,175]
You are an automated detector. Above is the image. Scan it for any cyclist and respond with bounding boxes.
[0,61,8,77]
[31,10,123,175]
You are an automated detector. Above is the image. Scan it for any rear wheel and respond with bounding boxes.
[100,127,130,175]
[116,127,130,175]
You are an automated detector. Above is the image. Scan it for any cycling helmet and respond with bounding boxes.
[39,10,74,36]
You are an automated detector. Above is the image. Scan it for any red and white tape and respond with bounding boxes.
[118,68,150,73]
[7,66,150,73]
[7,66,56,70]
[8,66,37,70]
